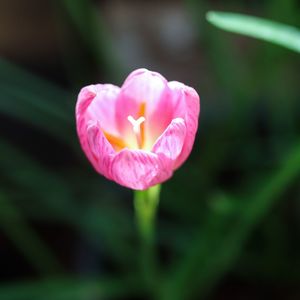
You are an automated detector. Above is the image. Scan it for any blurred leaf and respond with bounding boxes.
[0,58,76,146]
[0,140,134,268]
[0,192,63,275]
[161,141,300,300]
[60,0,123,82]
[265,0,298,25]
[0,140,76,218]
[206,11,300,53]
[0,276,138,300]
[77,201,135,270]
[236,251,300,282]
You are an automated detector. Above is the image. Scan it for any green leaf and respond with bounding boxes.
[0,276,138,300]
[206,11,300,53]
[0,140,134,269]
[60,0,123,82]
[0,192,63,275]
[0,140,75,217]
[161,141,300,300]
[0,58,76,146]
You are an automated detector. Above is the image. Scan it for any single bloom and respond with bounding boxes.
[76,68,200,190]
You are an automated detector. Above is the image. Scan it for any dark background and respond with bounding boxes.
[0,0,300,299]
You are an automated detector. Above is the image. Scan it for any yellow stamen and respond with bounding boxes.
[138,102,146,148]
[103,131,127,151]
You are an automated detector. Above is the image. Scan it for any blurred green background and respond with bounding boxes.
[0,0,300,299]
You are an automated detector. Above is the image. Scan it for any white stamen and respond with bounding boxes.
[127,115,145,148]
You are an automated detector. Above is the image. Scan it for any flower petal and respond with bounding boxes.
[168,81,200,169]
[116,69,168,141]
[122,69,167,109]
[147,86,187,147]
[86,122,115,179]
[86,84,120,136]
[152,118,186,163]
[76,85,97,168]
[76,85,97,119]
[111,149,173,190]
[76,83,121,137]
[76,84,122,171]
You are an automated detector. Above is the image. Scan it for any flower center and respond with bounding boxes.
[127,115,145,149]
[103,102,147,151]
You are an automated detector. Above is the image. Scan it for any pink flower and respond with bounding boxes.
[76,69,200,190]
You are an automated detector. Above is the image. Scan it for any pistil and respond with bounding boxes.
[127,115,146,149]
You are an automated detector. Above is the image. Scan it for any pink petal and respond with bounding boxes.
[152,118,186,163]
[76,84,121,135]
[168,81,200,169]
[85,84,120,136]
[76,85,119,177]
[148,84,187,144]
[115,69,168,140]
[86,122,115,179]
[122,69,167,106]
[111,149,173,190]
[76,85,97,169]
[76,85,97,118]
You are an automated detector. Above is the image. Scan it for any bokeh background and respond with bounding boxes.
[0,0,300,299]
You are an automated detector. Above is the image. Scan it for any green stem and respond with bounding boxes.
[134,185,161,296]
